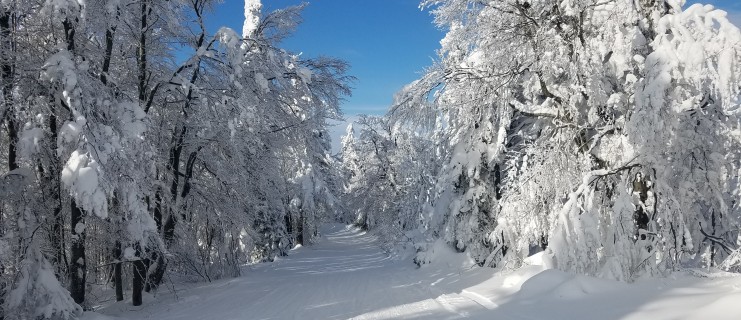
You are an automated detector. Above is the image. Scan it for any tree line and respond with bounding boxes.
[0,0,350,318]
[341,0,741,280]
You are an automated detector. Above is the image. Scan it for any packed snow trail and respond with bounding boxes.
[90,224,741,320]
[92,224,497,319]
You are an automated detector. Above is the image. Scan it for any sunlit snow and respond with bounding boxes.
[86,225,741,320]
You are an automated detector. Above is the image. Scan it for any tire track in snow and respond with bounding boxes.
[460,289,499,309]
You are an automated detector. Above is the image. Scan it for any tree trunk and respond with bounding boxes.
[48,161,65,275]
[100,16,116,86]
[48,98,66,275]
[131,0,158,298]
[62,17,87,307]
[113,241,124,301]
[285,213,292,245]
[147,128,185,290]
[144,187,163,293]
[99,5,123,302]
[144,253,162,293]
[153,186,163,231]
[1,9,17,172]
[632,173,650,240]
[147,0,207,289]
[132,245,147,306]
[69,199,86,305]
[0,9,11,320]
[138,0,148,103]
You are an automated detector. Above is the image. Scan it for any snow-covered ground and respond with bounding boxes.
[86,224,741,320]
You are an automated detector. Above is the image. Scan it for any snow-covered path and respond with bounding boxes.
[96,224,497,319]
[92,224,741,320]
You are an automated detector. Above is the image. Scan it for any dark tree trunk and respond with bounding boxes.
[285,213,292,244]
[100,19,116,86]
[153,186,163,231]
[0,10,12,320]
[46,92,66,275]
[710,209,717,264]
[1,10,17,172]
[147,128,184,290]
[113,241,124,301]
[147,0,207,289]
[145,187,163,293]
[62,18,75,52]
[131,0,157,298]
[132,245,147,306]
[144,253,163,293]
[49,163,65,275]
[63,17,87,307]
[297,212,305,245]
[493,164,502,200]
[137,0,148,103]
[632,173,650,240]
[69,199,86,305]
[100,5,123,302]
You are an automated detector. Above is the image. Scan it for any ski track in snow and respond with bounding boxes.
[89,224,741,320]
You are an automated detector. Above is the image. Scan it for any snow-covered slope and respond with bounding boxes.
[87,224,741,320]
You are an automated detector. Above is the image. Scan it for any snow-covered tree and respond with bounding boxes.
[382,0,741,280]
[0,0,350,317]
[339,114,438,251]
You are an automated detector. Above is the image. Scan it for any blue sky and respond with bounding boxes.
[208,0,443,116]
[693,0,741,11]
[688,0,741,23]
[208,1,740,152]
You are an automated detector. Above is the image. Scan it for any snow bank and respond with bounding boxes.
[415,238,477,269]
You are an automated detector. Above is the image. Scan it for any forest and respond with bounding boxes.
[1,0,741,319]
